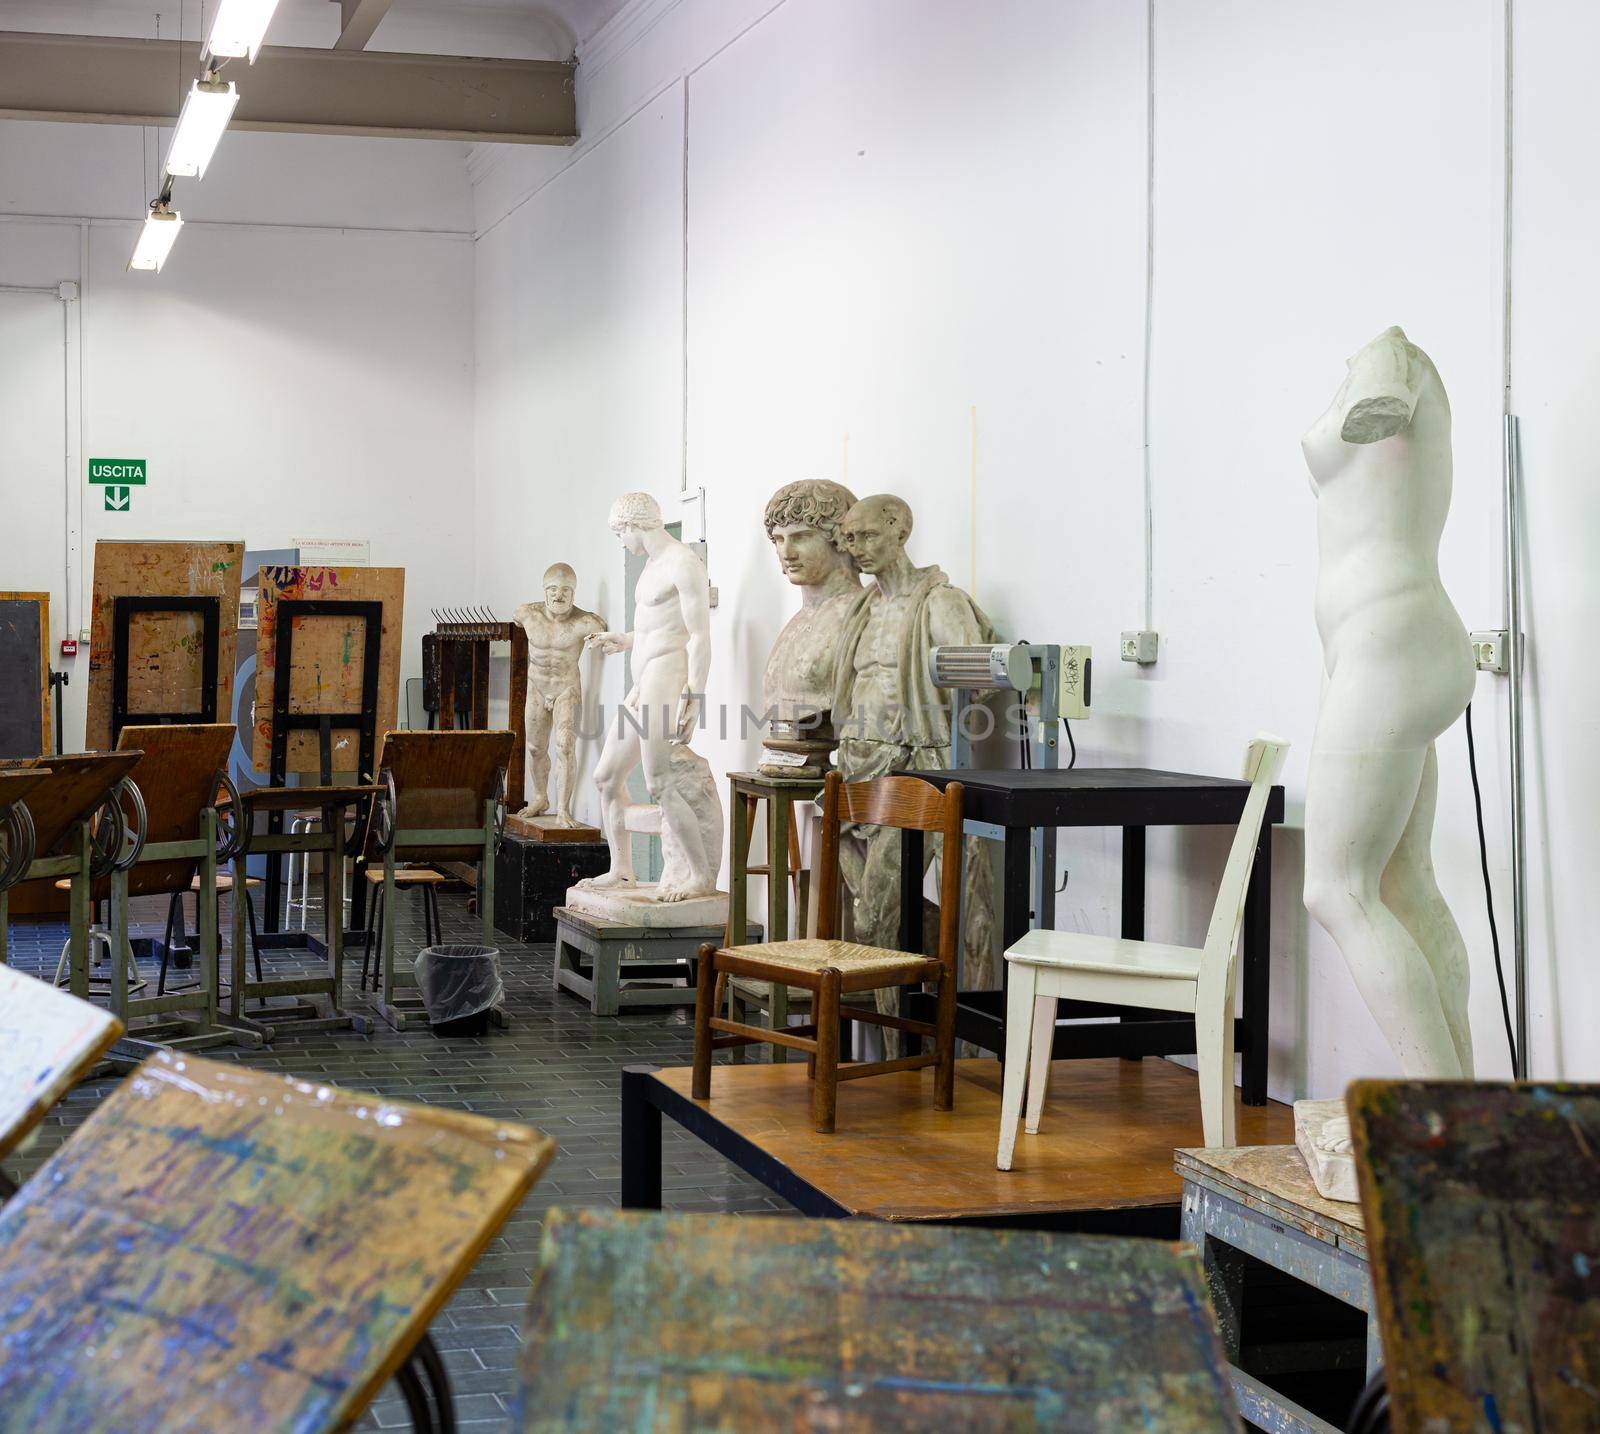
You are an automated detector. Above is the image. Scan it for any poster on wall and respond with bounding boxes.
[294,539,370,567]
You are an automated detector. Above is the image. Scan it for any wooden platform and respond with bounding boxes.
[626,1057,1293,1228]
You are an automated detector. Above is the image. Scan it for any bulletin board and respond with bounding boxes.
[85,541,243,752]
[251,565,404,776]
[0,592,50,758]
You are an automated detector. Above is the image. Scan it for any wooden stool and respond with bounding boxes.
[359,866,446,993]
[726,770,825,1061]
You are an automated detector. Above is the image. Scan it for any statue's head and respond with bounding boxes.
[607,491,663,556]
[543,562,576,617]
[842,494,912,577]
[763,479,859,588]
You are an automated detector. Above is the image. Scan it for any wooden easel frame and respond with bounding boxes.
[429,620,530,815]
[110,596,221,746]
[260,597,383,938]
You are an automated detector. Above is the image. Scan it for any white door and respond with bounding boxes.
[0,291,70,745]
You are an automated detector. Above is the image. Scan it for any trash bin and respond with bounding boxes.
[414,944,503,1037]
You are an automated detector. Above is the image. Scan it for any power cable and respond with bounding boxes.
[1466,701,1519,1076]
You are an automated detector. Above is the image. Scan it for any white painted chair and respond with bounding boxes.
[996,735,1288,1170]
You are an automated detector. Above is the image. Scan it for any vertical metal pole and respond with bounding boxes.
[1503,414,1529,1071]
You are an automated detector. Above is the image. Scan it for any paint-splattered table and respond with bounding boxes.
[1177,1143,1375,1434]
[0,1049,554,1433]
[514,1207,1243,1431]
[1349,1079,1600,1434]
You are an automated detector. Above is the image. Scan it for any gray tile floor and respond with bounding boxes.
[4,883,788,1431]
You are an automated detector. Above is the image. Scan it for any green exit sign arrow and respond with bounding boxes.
[104,485,133,512]
[88,458,147,485]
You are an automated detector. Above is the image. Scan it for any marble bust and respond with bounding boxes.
[760,479,867,775]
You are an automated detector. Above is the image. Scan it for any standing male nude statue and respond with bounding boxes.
[574,492,722,903]
[513,562,606,827]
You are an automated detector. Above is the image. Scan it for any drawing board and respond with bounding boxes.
[251,565,404,776]
[86,541,243,752]
[0,592,50,758]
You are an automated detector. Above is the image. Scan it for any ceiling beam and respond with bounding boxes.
[0,31,576,144]
[334,0,395,52]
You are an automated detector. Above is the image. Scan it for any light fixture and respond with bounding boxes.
[204,0,281,63]
[164,76,240,180]
[129,202,184,273]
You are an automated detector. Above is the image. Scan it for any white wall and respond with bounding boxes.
[474,0,1594,1095]
[1,120,476,754]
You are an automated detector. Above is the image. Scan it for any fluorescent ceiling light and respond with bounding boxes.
[129,205,184,273]
[164,78,240,180]
[205,0,281,63]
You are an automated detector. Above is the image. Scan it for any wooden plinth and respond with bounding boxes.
[505,813,603,843]
[654,1057,1293,1223]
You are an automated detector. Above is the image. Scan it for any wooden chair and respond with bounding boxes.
[997,735,1288,1169]
[693,771,964,1135]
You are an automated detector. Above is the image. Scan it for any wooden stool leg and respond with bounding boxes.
[812,967,842,1134]
[691,943,717,1100]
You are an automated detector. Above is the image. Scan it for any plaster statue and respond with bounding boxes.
[1298,325,1476,1199]
[760,479,868,775]
[570,492,723,915]
[513,563,606,827]
[832,494,999,1012]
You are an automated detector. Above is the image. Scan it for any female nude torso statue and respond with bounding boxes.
[1301,325,1475,1078]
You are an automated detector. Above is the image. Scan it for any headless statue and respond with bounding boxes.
[577,492,721,903]
[1298,326,1476,1196]
[514,563,605,826]
[832,494,999,1034]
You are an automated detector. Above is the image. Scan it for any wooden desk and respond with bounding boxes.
[1350,1079,1600,1434]
[0,1049,554,1433]
[623,1056,1291,1230]
[1178,1145,1374,1434]
[515,1207,1241,1431]
[904,767,1285,1104]
[0,968,122,1174]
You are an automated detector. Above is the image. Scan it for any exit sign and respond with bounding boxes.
[88,458,147,485]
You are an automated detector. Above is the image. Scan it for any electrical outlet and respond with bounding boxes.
[1120,630,1158,665]
[1471,630,1510,674]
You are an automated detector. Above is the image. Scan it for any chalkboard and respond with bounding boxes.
[0,596,46,758]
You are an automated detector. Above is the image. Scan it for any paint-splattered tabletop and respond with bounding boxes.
[0,1049,554,1433]
[1350,1079,1600,1434]
[0,968,122,1163]
[514,1208,1241,1431]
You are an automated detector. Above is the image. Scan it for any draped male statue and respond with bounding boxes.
[832,494,999,1030]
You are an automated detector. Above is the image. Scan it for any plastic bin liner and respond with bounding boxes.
[414,944,503,1024]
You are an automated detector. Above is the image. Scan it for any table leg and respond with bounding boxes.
[1001,828,1032,950]
[1241,827,1272,1106]
[230,853,248,1019]
[1119,825,1149,1062]
[620,1065,662,1210]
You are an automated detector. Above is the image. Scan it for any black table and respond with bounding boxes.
[901,767,1285,1105]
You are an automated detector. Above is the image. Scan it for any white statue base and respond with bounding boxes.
[562,882,728,931]
[1293,1097,1360,1205]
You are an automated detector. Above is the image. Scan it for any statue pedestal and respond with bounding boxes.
[506,812,603,843]
[562,882,728,931]
[494,829,609,943]
[1293,1097,1360,1205]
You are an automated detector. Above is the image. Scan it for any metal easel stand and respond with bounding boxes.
[227,791,373,1041]
[108,804,266,1058]
[375,794,502,1033]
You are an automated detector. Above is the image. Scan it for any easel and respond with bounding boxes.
[109,595,221,744]
[0,754,143,994]
[369,730,512,1031]
[251,565,404,942]
[91,724,259,1056]
[228,782,381,1040]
